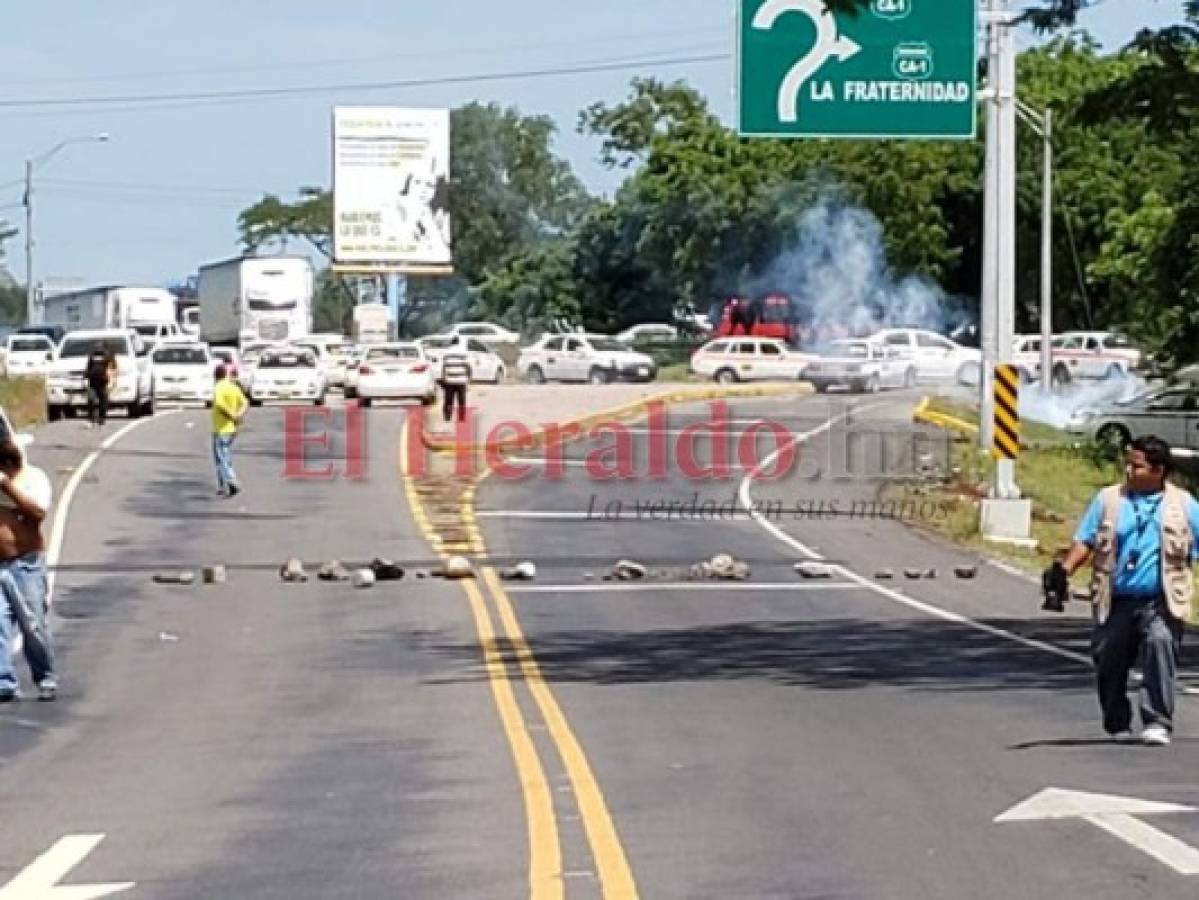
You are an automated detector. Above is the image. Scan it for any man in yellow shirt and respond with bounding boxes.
[211,364,248,498]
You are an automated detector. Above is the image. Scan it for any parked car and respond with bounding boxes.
[151,343,215,405]
[690,337,812,384]
[16,324,66,346]
[1011,335,1047,383]
[418,334,506,384]
[803,340,917,393]
[248,346,326,406]
[448,322,521,345]
[518,334,657,384]
[1049,331,1146,387]
[46,329,155,420]
[616,323,679,345]
[355,342,436,407]
[1066,385,1199,450]
[129,321,184,350]
[4,334,56,377]
[865,328,982,384]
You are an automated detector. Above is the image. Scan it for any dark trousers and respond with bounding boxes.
[443,383,467,423]
[1091,597,1184,733]
[86,381,109,425]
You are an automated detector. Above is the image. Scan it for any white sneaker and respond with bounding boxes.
[1142,724,1171,746]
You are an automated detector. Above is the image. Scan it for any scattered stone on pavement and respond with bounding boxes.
[954,566,978,579]
[352,569,376,588]
[500,561,537,581]
[202,565,227,585]
[875,570,894,580]
[795,562,834,579]
[904,568,924,580]
[317,561,351,582]
[279,558,309,583]
[370,558,405,581]
[442,556,474,579]
[613,560,647,580]
[153,571,196,585]
[924,568,937,579]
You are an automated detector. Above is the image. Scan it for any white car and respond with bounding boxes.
[46,330,156,420]
[4,334,56,377]
[803,340,917,393]
[248,347,326,406]
[616,323,679,344]
[129,321,184,350]
[355,343,436,407]
[518,334,657,384]
[690,337,812,383]
[866,328,982,384]
[1011,335,1048,383]
[295,334,355,388]
[151,343,215,405]
[1049,331,1145,386]
[418,334,506,384]
[448,322,521,345]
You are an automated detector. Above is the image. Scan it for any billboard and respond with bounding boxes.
[332,106,452,270]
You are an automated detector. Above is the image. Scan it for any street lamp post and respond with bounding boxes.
[23,133,110,324]
[1015,101,1054,393]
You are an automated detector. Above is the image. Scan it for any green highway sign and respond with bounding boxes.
[737,0,978,139]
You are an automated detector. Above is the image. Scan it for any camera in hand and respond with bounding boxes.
[1041,560,1069,613]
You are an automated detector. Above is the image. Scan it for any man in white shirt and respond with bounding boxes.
[0,434,56,702]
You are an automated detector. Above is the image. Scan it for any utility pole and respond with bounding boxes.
[979,0,1033,544]
[1039,108,1054,390]
[23,160,34,324]
[22,133,110,325]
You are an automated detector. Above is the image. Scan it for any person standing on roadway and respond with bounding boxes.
[0,434,56,702]
[211,364,248,498]
[439,348,471,424]
[1050,436,1198,746]
[84,346,116,428]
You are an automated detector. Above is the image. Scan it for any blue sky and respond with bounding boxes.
[0,1,1182,292]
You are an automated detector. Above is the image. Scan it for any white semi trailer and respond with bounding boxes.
[197,256,314,346]
[40,285,178,332]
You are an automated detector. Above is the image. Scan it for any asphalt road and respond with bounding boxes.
[0,403,525,899]
[2,391,1198,899]
[475,390,1199,899]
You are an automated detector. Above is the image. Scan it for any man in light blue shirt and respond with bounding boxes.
[1054,436,1199,746]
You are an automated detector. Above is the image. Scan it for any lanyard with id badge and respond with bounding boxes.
[1125,495,1162,573]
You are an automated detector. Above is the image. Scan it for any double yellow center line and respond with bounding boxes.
[400,422,638,899]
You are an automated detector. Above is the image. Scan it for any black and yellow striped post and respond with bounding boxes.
[992,364,1021,460]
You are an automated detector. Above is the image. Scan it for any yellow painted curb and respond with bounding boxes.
[423,381,813,456]
[913,396,979,437]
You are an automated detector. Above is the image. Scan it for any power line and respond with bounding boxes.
[0,51,729,110]
[0,29,726,89]
[39,177,268,196]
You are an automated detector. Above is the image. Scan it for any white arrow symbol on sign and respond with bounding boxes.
[752,0,862,123]
[996,788,1199,876]
[0,834,135,899]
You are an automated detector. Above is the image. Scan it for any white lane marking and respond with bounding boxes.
[996,788,1199,876]
[505,582,862,594]
[736,404,1111,670]
[0,833,135,898]
[47,414,174,603]
[475,510,764,521]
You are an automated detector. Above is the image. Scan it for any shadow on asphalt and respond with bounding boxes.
[432,617,1198,693]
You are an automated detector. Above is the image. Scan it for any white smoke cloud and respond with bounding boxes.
[748,197,965,339]
[1020,374,1149,429]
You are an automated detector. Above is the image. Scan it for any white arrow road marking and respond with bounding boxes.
[0,834,135,899]
[753,0,862,123]
[996,788,1199,876]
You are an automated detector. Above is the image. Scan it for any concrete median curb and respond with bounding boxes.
[912,396,979,437]
[421,381,814,456]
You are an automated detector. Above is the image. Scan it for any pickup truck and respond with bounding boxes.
[518,334,657,384]
[45,329,155,420]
